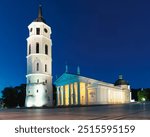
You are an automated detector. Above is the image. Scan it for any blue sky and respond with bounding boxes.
[0,0,150,96]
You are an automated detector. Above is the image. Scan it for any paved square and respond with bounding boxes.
[0,102,150,120]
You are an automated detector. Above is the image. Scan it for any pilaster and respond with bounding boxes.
[77,82,80,105]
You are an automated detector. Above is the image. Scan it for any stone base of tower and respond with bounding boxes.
[25,83,53,107]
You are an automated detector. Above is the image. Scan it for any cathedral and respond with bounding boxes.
[54,67,131,106]
[25,6,131,107]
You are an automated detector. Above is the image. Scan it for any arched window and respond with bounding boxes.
[44,28,48,33]
[45,64,47,72]
[45,80,47,83]
[37,79,39,83]
[29,44,31,55]
[37,90,38,93]
[37,63,39,71]
[45,45,48,55]
[36,43,39,53]
[30,28,32,32]
[36,28,40,35]
[45,90,47,93]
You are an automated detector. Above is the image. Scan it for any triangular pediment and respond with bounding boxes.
[54,73,79,86]
[54,73,112,87]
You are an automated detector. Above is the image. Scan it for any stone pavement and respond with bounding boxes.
[0,102,150,120]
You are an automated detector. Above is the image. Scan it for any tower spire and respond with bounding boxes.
[38,5,42,18]
[35,5,46,23]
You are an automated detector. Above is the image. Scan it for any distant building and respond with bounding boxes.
[54,67,131,106]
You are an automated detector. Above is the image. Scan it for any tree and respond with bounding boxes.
[0,98,3,108]
[137,89,150,102]
[15,84,26,107]
[2,87,18,108]
[1,84,26,108]
[131,89,139,101]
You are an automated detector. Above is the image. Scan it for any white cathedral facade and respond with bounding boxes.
[25,6,131,107]
[54,68,131,106]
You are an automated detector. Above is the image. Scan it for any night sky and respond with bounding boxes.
[0,0,150,96]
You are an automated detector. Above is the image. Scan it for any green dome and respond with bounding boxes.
[114,75,129,86]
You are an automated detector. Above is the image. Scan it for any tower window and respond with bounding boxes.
[37,63,39,71]
[45,44,48,55]
[36,28,40,35]
[45,64,47,72]
[37,90,38,93]
[44,28,48,33]
[30,28,32,32]
[37,79,39,83]
[45,90,47,93]
[45,80,47,83]
[29,44,31,55]
[36,43,39,53]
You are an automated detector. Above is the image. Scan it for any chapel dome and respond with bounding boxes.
[114,75,129,86]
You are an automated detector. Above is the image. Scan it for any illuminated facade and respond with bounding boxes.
[54,71,131,106]
[24,6,130,107]
[25,6,53,107]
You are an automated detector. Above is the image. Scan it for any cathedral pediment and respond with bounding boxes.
[54,73,79,86]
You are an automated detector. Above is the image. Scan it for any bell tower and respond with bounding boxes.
[25,5,53,107]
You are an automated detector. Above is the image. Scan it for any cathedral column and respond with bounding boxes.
[69,84,71,105]
[85,84,88,105]
[95,88,98,103]
[59,87,61,106]
[56,87,59,106]
[72,83,75,105]
[63,86,66,106]
[60,86,63,105]
[77,82,80,105]
[73,83,76,105]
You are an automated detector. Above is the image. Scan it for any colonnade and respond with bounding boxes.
[56,82,131,106]
[56,82,89,106]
